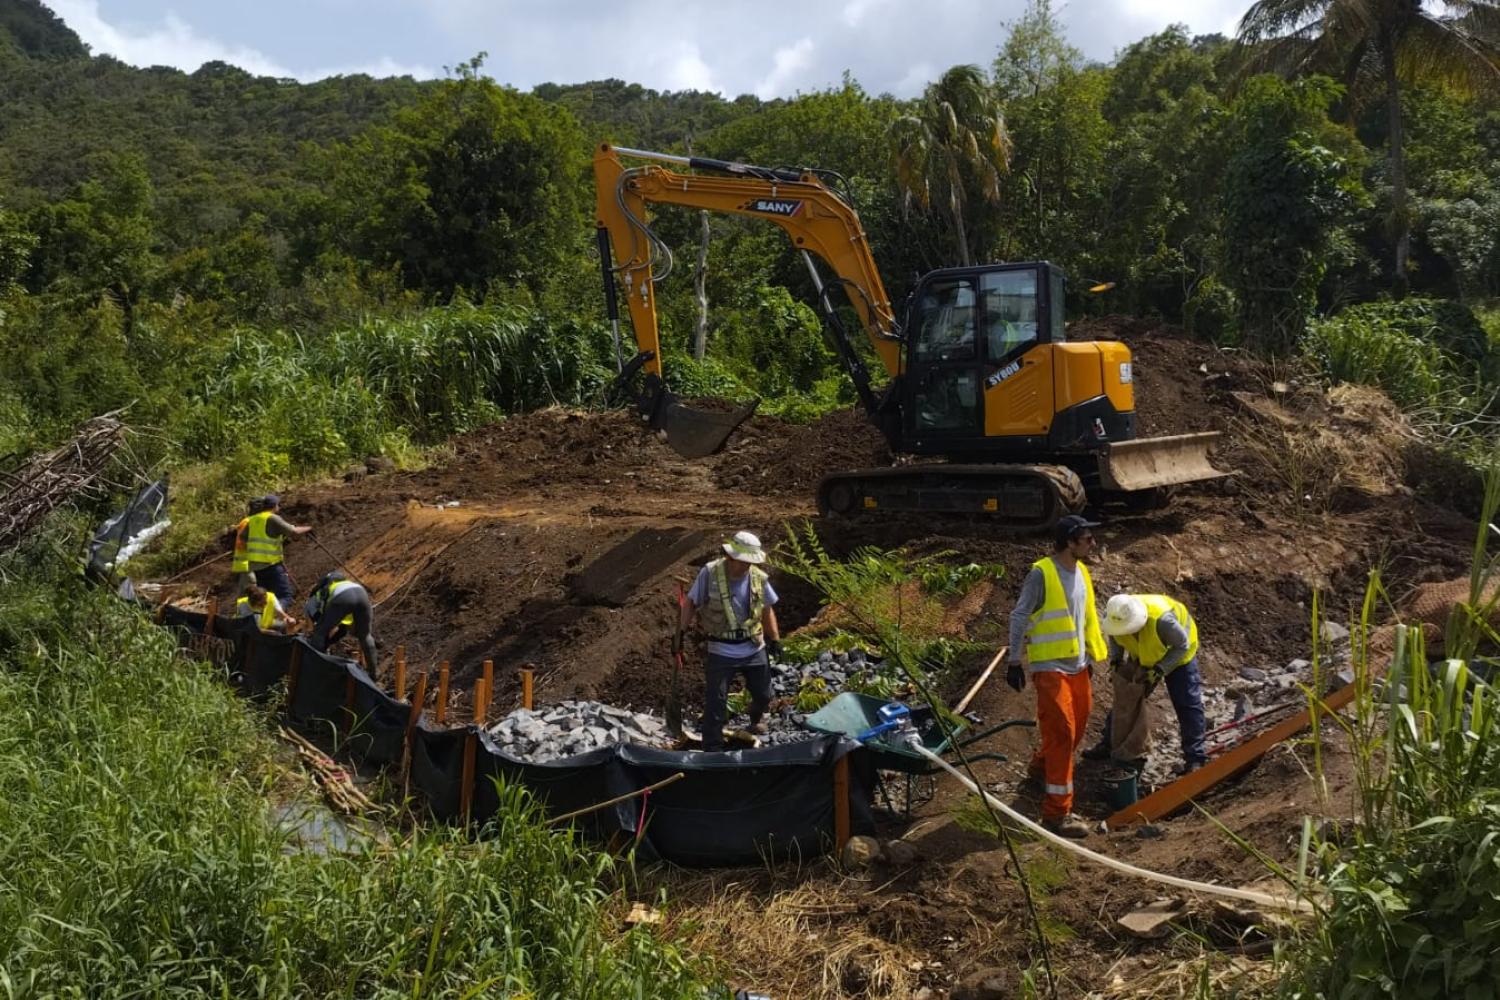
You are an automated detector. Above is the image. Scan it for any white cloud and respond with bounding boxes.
[754,38,816,99]
[48,0,436,81]
[651,41,717,91]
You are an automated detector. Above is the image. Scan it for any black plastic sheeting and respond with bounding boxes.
[157,604,875,866]
[85,478,168,582]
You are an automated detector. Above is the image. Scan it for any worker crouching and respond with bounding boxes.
[679,531,783,752]
[236,584,294,632]
[1007,515,1107,839]
[305,571,379,674]
[1086,594,1208,775]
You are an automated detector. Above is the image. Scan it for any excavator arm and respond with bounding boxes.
[593,143,903,455]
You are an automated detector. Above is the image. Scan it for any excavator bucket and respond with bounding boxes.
[1098,431,1230,493]
[625,369,758,460]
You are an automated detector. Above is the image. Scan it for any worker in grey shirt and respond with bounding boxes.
[1085,593,1207,773]
[1005,514,1108,838]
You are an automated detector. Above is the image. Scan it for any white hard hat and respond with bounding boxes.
[722,530,767,565]
[1102,594,1148,636]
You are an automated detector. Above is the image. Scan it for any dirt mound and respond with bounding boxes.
[713,408,893,496]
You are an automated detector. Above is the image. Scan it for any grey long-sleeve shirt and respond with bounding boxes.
[1107,609,1193,674]
[1007,564,1091,675]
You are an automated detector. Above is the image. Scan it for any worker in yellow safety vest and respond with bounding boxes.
[678,531,782,751]
[1006,514,1108,839]
[305,571,378,672]
[1084,593,1207,775]
[235,584,294,632]
[241,494,311,607]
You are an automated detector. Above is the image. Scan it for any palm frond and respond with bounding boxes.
[1238,0,1336,42]
[1398,11,1500,95]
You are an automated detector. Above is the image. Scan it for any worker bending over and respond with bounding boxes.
[305,571,378,673]
[1086,593,1208,774]
[236,584,294,632]
[242,494,312,606]
[679,531,782,751]
[1007,514,1107,839]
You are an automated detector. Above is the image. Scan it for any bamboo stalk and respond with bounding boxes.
[544,772,686,826]
[955,645,1007,714]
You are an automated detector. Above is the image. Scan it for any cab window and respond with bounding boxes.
[980,269,1039,361]
[912,279,976,363]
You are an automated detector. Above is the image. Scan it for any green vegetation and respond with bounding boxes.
[1281,467,1500,997]
[0,540,710,997]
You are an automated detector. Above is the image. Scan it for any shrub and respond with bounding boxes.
[1182,275,1238,343]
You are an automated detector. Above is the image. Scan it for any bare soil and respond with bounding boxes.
[180,320,1479,998]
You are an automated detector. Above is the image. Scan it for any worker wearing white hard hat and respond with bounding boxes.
[1084,593,1207,775]
[679,531,782,750]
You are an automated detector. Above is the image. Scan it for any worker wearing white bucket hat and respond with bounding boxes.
[1085,593,1207,775]
[679,530,782,750]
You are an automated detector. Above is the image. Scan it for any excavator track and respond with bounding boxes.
[816,463,1087,531]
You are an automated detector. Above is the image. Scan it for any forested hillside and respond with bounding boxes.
[2,0,1497,479]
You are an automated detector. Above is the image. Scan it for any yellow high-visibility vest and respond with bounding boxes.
[230,517,250,574]
[322,579,355,627]
[244,511,283,566]
[1025,557,1107,663]
[1112,594,1199,673]
[236,593,280,630]
[699,559,766,642]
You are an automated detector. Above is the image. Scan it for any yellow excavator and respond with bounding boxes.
[593,143,1226,529]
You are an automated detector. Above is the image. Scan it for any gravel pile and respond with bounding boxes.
[487,701,670,762]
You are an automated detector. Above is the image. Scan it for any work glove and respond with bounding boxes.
[765,638,784,661]
[1006,663,1026,692]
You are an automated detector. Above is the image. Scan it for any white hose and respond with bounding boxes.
[911,744,1314,913]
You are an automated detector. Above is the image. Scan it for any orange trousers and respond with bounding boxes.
[1028,670,1093,818]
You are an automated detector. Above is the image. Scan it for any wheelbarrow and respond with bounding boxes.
[804,692,1035,816]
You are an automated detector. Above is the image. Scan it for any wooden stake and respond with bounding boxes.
[480,659,494,723]
[833,754,851,852]
[521,667,534,711]
[394,645,407,702]
[204,598,218,638]
[461,675,486,824]
[436,661,450,724]
[402,671,429,787]
[955,645,1008,715]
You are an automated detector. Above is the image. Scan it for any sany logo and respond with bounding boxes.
[744,198,802,217]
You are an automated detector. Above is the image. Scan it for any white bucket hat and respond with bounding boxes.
[1101,594,1148,636]
[722,530,767,565]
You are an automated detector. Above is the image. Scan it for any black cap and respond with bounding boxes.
[1054,513,1101,548]
[261,493,281,510]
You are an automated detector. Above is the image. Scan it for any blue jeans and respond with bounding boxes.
[701,650,772,751]
[252,563,293,607]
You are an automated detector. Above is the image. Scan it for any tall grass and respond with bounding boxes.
[0,540,711,998]
[1281,464,1500,998]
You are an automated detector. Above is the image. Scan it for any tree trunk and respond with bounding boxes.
[1381,37,1410,300]
[693,210,710,361]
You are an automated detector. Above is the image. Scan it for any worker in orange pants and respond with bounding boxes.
[1006,514,1108,838]
[1028,670,1094,818]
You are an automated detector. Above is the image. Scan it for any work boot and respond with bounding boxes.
[1175,759,1206,776]
[1082,739,1112,762]
[748,719,768,736]
[1042,813,1090,839]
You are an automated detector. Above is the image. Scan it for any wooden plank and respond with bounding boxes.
[1106,680,1360,828]
[955,645,1007,714]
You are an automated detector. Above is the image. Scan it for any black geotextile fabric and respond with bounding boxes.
[153,603,875,865]
[85,479,168,581]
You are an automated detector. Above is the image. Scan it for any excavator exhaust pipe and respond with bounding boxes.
[614,354,758,460]
[1098,431,1231,493]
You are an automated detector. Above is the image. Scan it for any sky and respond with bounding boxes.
[44,0,1251,99]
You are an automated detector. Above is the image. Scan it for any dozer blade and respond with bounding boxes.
[1098,431,1231,492]
[634,372,758,460]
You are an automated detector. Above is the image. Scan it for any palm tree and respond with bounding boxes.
[891,65,1012,267]
[1236,0,1500,297]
